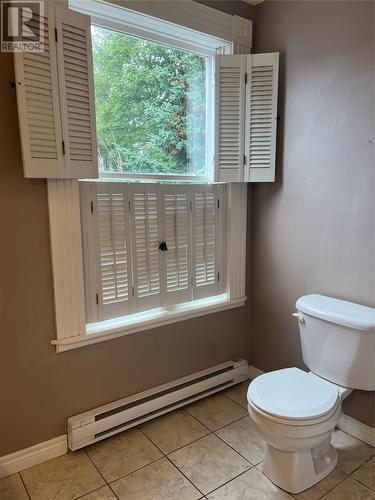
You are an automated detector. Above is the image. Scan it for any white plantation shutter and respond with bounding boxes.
[192,185,225,299]
[129,186,162,311]
[55,5,98,179]
[96,185,132,320]
[14,4,98,178]
[80,183,132,322]
[215,55,247,182]
[81,183,227,322]
[215,53,279,183]
[14,2,64,177]
[160,186,191,305]
[245,53,279,182]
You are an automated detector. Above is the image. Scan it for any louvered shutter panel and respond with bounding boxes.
[94,184,132,320]
[129,186,162,312]
[214,55,246,182]
[14,2,64,177]
[160,186,191,305]
[192,185,225,299]
[245,53,279,182]
[55,5,98,179]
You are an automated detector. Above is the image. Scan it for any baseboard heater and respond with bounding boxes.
[67,359,248,450]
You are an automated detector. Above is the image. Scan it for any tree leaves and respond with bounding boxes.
[92,26,206,176]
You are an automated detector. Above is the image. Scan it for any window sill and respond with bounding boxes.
[51,294,246,352]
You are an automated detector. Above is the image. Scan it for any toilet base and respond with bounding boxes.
[261,439,338,494]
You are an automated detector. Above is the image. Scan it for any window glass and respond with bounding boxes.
[92,26,207,177]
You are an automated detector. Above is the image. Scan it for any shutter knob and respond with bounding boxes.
[158,241,168,251]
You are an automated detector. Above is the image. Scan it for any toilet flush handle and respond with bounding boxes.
[292,312,305,323]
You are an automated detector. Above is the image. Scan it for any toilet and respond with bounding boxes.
[247,294,375,494]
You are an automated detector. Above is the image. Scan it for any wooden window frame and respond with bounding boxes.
[49,0,251,352]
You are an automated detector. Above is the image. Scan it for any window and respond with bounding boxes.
[81,183,226,324]
[13,1,254,350]
[92,27,210,179]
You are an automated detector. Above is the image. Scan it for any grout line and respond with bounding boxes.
[107,455,164,486]
[137,426,206,498]
[213,430,255,467]
[203,467,255,496]
[184,406,248,433]
[83,449,108,485]
[18,472,32,500]
[75,484,114,500]
[347,453,375,481]
[184,408,255,465]
[214,413,250,432]
[142,429,212,456]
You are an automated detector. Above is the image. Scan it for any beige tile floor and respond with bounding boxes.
[1,380,374,500]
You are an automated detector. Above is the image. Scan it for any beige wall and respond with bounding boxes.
[250,1,375,427]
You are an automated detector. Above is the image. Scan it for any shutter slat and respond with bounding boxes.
[245,52,279,182]
[14,2,64,177]
[97,192,129,304]
[55,5,98,178]
[215,55,246,182]
[131,190,162,309]
[192,186,223,299]
[162,189,191,304]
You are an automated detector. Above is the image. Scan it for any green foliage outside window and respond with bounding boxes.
[92,26,207,176]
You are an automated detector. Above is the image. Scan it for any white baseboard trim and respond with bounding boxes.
[0,435,68,479]
[337,413,375,447]
[247,365,375,448]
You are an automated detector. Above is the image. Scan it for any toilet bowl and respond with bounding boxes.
[247,294,375,494]
[247,368,350,494]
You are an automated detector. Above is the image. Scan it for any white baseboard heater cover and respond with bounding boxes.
[67,359,248,450]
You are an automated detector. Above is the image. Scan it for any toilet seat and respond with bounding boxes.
[248,368,339,424]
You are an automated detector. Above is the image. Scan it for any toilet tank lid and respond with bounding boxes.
[296,294,375,333]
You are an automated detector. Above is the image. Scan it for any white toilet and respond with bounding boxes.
[247,294,375,494]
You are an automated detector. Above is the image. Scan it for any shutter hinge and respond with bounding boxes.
[62,141,65,155]
[55,28,58,43]
[217,199,220,209]
[217,272,220,282]
[95,293,99,305]
[243,154,246,165]
[132,286,135,297]
[90,201,94,213]
[128,201,131,212]
[245,73,248,84]
[190,200,192,211]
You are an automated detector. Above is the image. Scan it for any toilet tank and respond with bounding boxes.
[295,294,375,391]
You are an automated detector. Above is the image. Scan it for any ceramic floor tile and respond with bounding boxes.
[223,380,250,409]
[85,427,162,483]
[140,409,210,454]
[21,450,105,500]
[168,433,250,495]
[351,456,375,491]
[0,474,29,500]
[207,467,293,499]
[215,415,265,465]
[78,485,117,499]
[185,393,247,431]
[331,430,375,475]
[321,477,375,500]
[111,457,201,500]
[293,468,347,500]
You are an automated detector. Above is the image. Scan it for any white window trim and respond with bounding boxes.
[48,0,251,352]
[51,294,246,352]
